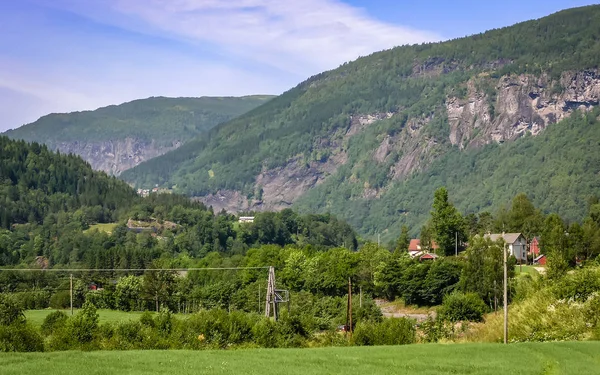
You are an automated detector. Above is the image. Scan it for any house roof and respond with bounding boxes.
[534,254,546,261]
[408,239,420,251]
[419,253,439,260]
[484,233,524,244]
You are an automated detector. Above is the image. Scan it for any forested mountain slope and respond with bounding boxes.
[0,136,137,229]
[4,96,273,175]
[121,5,600,238]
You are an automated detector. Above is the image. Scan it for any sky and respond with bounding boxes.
[0,0,595,131]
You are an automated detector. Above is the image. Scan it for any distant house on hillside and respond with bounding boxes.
[484,233,527,261]
[239,216,254,224]
[408,238,439,258]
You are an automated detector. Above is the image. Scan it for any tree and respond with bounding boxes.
[143,270,176,312]
[394,225,410,256]
[115,275,143,311]
[430,188,467,256]
[460,236,515,308]
[542,214,570,279]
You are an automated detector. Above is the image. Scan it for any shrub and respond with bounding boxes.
[0,323,44,352]
[13,291,51,310]
[0,294,25,325]
[353,318,416,346]
[41,310,68,336]
[438,292,487,322]
[139,311,155,328]
[50,290,71,309]
[70,302,99,343]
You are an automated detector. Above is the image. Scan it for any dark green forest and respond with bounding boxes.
[4,95,274,147]
[120,5,600,237]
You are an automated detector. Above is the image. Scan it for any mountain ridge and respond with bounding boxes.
[4,95,274,175]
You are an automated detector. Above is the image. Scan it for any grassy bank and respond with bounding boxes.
[1,342,599,375]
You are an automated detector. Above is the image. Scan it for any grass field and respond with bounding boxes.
[24,309,149,327]
[1,342,599,374]
[84,223,118,234]
[515,265,540,275]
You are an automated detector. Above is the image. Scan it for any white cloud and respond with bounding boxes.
[110,0,441,74]
[0,0,440,131]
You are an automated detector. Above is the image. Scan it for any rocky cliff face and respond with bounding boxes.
[55,138,181,176]
[200,70,599,212]
[446,70,600,148]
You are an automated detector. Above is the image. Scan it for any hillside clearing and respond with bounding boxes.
[1,342,599,375]
[84,223,118,234]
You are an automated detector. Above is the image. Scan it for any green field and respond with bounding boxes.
[84,223,118,234]
[24,309,149,327]
[1,342,599,374]
[515,265,540,276]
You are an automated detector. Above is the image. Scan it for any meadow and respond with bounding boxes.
[1,342,599,375]
[24,309,149,327]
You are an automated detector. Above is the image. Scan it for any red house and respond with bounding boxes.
[529,237,541,256]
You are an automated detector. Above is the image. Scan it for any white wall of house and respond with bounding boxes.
[509,236,527,261]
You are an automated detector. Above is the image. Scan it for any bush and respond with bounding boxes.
[0,323,44,352]
[0,294,25,325]
[41,310,68,336]
[12,291,51,310]
[50,290,71,309]
[438,292,487,322]
[353,318,416,346]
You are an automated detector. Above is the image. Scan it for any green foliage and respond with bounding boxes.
[394,225,410,254]
[0,294,25,325]
[375,258,463,306]
[431,187,467,256]
[0,136,138,231]
[40,311,68,336]
[438,292,487,322]
[0,323,44,352]
[460,236,516,307]
[352,318,416,346]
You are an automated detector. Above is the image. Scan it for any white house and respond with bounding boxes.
[484,233,528,261]
[238,216,255,224]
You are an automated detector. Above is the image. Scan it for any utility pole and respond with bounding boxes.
[347,278,353,337]
[70,274,74,316]
[455,232,458,256]
[359,286,363,308]
[503,233,508,344]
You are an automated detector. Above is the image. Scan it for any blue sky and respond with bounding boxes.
[0,0,595,131]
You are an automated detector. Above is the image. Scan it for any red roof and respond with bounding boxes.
[408,239,421,251]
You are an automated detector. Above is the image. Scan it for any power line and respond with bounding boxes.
[0,267,270,272]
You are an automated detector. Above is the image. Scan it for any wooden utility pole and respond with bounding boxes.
[70,274,74,316]
[455,232,458,256]
[503,233,508,344]
[347,278,353,337]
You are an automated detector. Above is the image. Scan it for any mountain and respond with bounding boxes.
[4,95,273,175]
[121,6,599,238]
